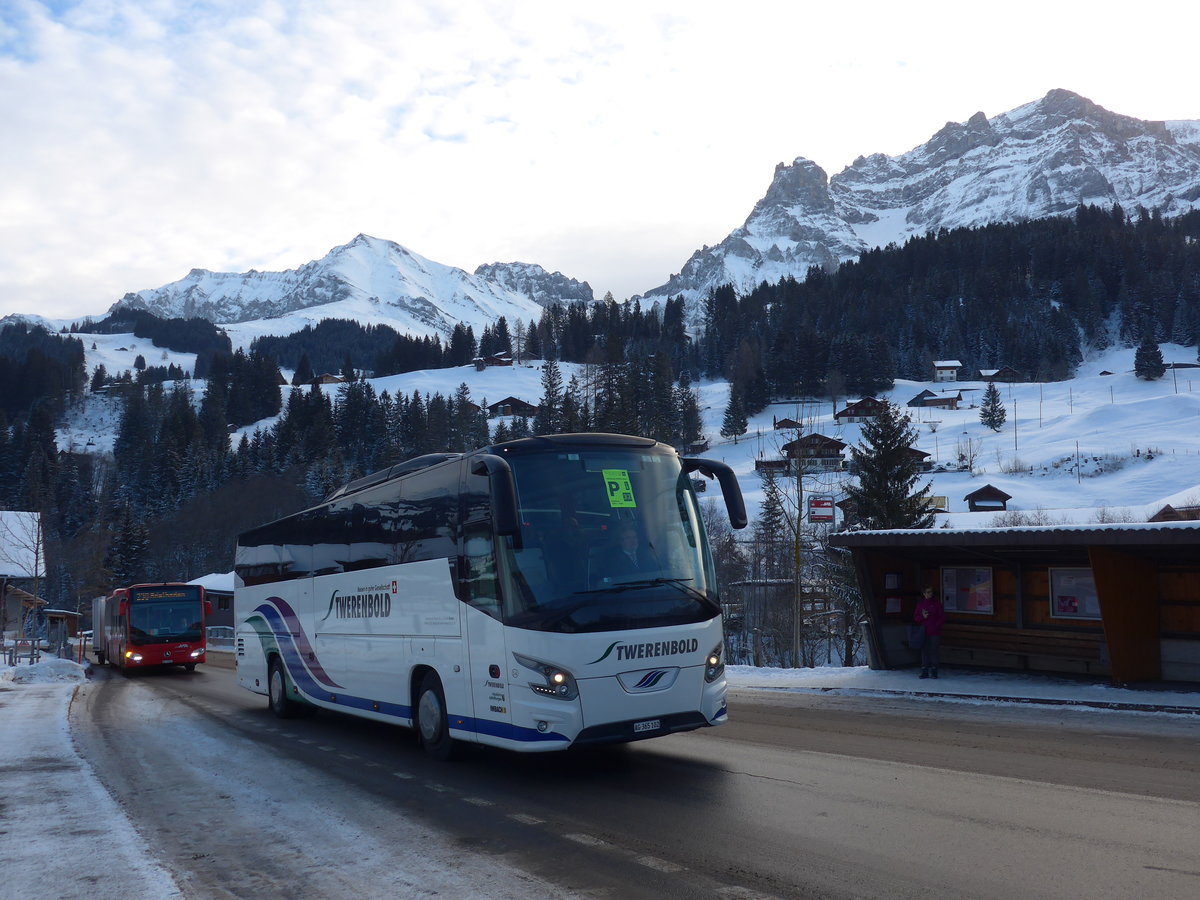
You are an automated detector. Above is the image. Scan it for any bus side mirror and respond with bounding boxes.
[118,601,130,617]
[204,600,213,616]
[470,455,520,537]
[682,458,748,529]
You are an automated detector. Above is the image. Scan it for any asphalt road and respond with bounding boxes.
[73,655,1200,899]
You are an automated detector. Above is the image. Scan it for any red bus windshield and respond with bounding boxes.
[127,586,204,646]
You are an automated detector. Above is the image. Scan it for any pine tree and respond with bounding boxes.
[533,359,564,435]
[292,352,314,386]
[1133,332,1166,380]
[979,382,1007,431]
[720,385,748,443]
[843,400,935,529]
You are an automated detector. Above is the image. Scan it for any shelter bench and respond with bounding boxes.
[933,623,1108,676]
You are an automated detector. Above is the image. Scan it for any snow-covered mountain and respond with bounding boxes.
[109,234,574,336]
[473,261,594,306]
[642,89,1200,306]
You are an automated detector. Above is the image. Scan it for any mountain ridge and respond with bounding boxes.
[107,234,586,337]
[641,89,1200,308]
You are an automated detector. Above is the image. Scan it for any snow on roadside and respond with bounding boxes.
[0,660,581,899]
[0,660,185,900]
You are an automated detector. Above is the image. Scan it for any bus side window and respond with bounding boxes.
[462,523,500,618]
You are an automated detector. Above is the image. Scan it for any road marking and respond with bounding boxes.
[318,745,336,751]
[462,797,494,807]
[392,771,414,780]
[508,813,544,825]
[425,783,451,792]
[565,833,609,848]
[636,855,682,872]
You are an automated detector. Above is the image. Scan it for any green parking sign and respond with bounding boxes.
[602,469,636,508]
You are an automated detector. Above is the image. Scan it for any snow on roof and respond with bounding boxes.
[933,360,962,367]
[188,571,234,593]
[830,520,1200,547]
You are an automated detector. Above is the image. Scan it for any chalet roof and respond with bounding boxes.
[829,521,1200,551]
[785,432,846,448]
[933,360,962,368]
[978,369,1000,377]
[834,397,885,416]
[1,585,47,606]
[773,417,803,429]
[963,483,1012,502]
[1148,504,1200,522]
[781,434,846,455]
[489,395,535,406]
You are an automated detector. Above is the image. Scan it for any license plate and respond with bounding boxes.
[633,719,661,733]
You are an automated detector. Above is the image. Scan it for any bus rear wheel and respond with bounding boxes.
[268,657,302,719]
[415,671,456,761]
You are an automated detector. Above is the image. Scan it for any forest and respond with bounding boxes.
[1,203,1198,620]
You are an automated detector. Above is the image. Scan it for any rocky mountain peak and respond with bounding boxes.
[642,90,1200,308]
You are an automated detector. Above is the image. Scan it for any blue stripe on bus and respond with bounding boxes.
[255,599,344,689]
[253,603,570,745]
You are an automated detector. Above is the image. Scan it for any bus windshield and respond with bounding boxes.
[496,445,719,633]
[127,586,204,645]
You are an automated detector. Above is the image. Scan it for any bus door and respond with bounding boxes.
[460,520,512,739]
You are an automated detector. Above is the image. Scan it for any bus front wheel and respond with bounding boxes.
[415,671,456,761]
[268,657,301,719]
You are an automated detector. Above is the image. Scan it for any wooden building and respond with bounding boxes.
[1148,504,1200,523]
[932,360,962,382]
[907,389,961,410]
[780,433,847,471]
[834,397,887,424]
[979,365,1022,382]
[486,396,540,418]
[964,484,1012,511]
[829,523,1200,684]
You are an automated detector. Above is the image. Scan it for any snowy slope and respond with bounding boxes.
[56,331,1200,531]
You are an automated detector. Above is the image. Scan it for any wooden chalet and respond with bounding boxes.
[474,352,514,368]
[933,360,962,382]
[904,447,933,472]
[781,433,847,471]
[1148,504,1200,523]
[834,397,887,424]
[964,484,1012,512]
[772,416,804,430]
[829,522,1200,684]
[979,365,1022,383]
[907,389,961,410]
[487,396,539,418]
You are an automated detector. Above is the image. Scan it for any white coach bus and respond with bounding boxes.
[234,432,746,758]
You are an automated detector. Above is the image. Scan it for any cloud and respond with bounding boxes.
[1,0,1197,320]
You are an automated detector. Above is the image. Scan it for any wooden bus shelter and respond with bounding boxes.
[829,522,1200,684]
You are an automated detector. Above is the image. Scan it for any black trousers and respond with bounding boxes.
[920,635,941,669]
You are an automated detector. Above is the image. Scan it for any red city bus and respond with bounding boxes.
[99,583,211,672]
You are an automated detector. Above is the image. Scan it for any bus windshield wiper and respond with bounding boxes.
[593,577,712,605]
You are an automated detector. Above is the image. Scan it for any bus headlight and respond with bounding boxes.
[190,648,205,659]
[704,644,724,683]
[513,653,579,701]
[124,651,143,663]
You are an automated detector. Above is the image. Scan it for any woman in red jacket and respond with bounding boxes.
[913,586,946,679]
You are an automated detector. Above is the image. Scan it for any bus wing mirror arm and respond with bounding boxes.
[682,458,748,529]
[470,455,520,536]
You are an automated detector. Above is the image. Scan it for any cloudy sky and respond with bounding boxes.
[2,0,1197,321]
